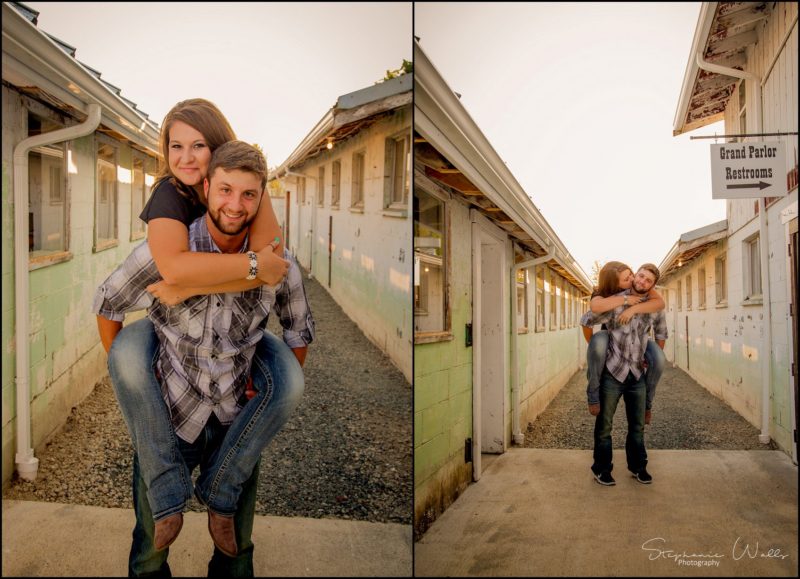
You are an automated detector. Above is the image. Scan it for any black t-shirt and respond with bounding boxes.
[140,178,206,227]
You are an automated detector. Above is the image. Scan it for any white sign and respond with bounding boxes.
[710,142,786,199]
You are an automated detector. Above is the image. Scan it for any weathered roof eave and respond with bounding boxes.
[2,2,159,152]
[673,2,718,136]
[414,40,592,292]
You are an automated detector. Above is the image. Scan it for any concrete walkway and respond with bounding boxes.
[2,500,412,576]
[415,449,797,577]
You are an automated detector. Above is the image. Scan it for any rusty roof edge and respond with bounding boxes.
[673,2,718,136]
[415,40,593,292]
[658,218,728,277]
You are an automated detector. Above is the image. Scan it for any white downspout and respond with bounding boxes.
[511,240,554,445]
[695,53,772,445]
[13,103,102,481]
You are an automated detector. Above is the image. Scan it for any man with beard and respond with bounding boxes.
[579,264,667,487]
[95,140,313,576]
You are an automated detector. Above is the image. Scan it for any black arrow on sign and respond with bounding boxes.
[727,181,772,190]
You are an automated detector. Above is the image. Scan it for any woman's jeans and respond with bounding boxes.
[586,330,665,409]
[108,317,304,521]
[129,414,260,577]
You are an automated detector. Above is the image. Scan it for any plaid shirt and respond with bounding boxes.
[580,289,667,388]
[93,216,315,443]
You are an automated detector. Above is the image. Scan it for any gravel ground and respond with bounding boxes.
[4,269,413,525]
[524,364,778,450]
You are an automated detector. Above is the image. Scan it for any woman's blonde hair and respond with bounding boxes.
[594,261,632,298]
[156,98,236,183]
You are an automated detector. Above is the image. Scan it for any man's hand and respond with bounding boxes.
[256,240,290,286]
[147,281,188,307]
[645,409,652,425]
[588,403,600,416]
[618,308,638,324]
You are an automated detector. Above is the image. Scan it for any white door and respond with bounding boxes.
[471,210,507,480]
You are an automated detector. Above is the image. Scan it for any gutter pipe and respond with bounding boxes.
[14,103,102,481]
[694,53,772,445]
[510,240,555,445]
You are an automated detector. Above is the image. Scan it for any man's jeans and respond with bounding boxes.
[586,330,665,409]
[592,370,648,475]
[129,413,259,578]
[108,317,304,520]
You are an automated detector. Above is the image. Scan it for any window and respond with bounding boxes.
[317,166,325,207]
[745,235,762,299]
[698,267,706,308]
[385,132,410,208]
[535,265,545,331]
[559,276,566,329]
[685,274,692,310]
[331,160,341,207]
[351,150,365,208]
[677,280,682,311]
[549,269,557,330]
[298,176,306,204]
[28,111,68,259]
[516,268,528,332]
[566,285,573,327]
[414,187,447,336]
[715,254,727,305]
[94,138,118,251]
[131,153,156,240]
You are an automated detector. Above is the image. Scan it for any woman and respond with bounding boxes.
[105,99,305,555]
[584,261,666,423]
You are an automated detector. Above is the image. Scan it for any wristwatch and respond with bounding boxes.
[246,250,258,280]
[623,295,628,306]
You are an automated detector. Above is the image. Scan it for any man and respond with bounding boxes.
[580,264,667,487]
[94,141,314,576]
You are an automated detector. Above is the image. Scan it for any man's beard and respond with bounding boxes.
[209,208,255,236]
[632,282,651,295]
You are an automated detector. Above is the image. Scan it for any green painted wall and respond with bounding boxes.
[414,197,473,536]
[2,88,154,486]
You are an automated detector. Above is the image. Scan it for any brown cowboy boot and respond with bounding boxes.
[153,512,184,551]
[207,510,238,557]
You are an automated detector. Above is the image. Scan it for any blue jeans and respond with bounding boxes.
[586,331,665,409]
[108,318,304,520]
[592,370,647,475]
[129,413,259,577]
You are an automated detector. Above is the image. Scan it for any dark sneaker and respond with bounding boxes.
[632,468,653,484]
[593,471,616,486]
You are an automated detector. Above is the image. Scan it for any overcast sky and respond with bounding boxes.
[415,2,727,278]
[26,2,411,169]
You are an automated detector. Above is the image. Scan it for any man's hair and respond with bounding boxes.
[207,140,268,190]
[593,261,632,298]
[638,263,661,284]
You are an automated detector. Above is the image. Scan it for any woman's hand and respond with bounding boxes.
[256,237,289,286]
[147,281,188,307]
[625,294,644,306]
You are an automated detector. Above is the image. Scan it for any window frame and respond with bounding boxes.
[535,265,546,332]
[317,165,325,207]
[715,254,728,306]
[130,151,156,241]
[331,159,341,208]
[93,134,120,253]
[697,267,706,309]
[351,149,366,211]
[744,234,762,302]
[384,130,410,211]
[414,180,451,343]
[26,103,73,269]
[516,266,529,334]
